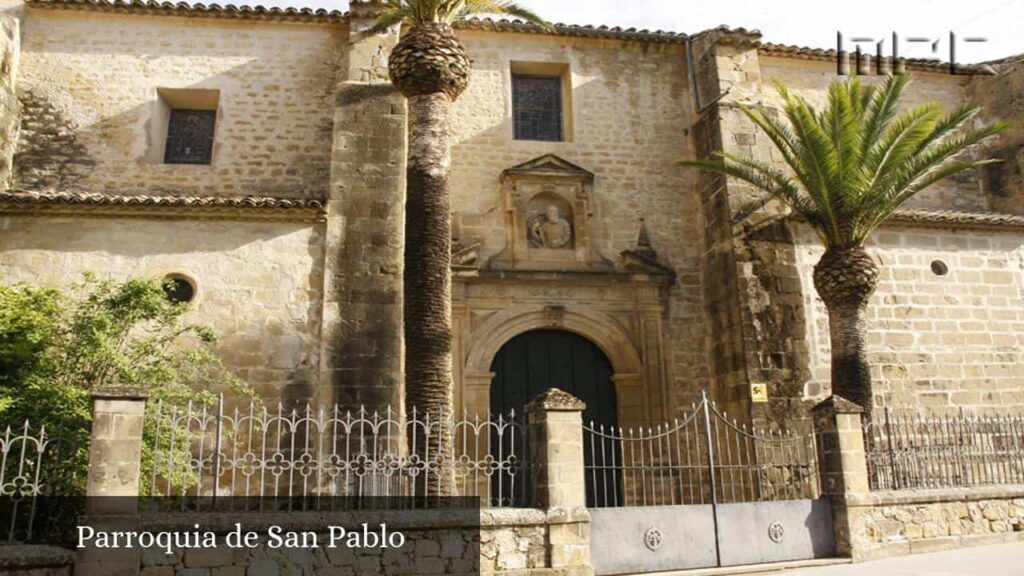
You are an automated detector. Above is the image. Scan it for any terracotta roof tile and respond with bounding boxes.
[21,2,998,73]
[759,42,992,75]
[887,208,1024,230]
[457,17,687,44]
[25,0,348,23]
[0,190,327,221]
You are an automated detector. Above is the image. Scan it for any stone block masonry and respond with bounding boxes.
[844,487,1024,561]
[0,12,19,189]
[795,224,1024,413]
[0,216,326,400]
[319,3,406,410]
[14,9,343,198]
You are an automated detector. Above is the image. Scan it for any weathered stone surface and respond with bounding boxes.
[846,490,1024,560]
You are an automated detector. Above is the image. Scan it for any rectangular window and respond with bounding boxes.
[512,74,564,142]
[164,108,216,165]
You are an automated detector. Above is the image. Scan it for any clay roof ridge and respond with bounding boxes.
[456,17,688,43]
[0,189,327,209]
[25,0,349,22]
[18,1,1005,69]
[759,41,991,74]
[888,207,1024,229]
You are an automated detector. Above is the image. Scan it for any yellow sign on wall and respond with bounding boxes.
[751,383,768,403]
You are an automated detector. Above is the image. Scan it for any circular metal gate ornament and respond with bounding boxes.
[643,527,664,551]
[768,521,785,543]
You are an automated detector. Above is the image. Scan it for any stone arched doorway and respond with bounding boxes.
[489,329,619,506]
[489,329,618,429]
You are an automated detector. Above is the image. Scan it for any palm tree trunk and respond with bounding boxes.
[404,91,455,497]
[824,303,873,411]
[813,246,880,414]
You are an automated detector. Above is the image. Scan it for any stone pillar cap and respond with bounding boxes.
[91,385,149,400]
[526,388,586,413]
[812,394,864,415]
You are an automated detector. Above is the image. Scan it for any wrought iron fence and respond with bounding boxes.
[865,408,1024,491]
[147,398,528,509]
[583,392,820,508]
[0,421,80,544]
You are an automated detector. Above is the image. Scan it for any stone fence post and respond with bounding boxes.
[813,394,868,558]
[77,386,148,576]
[527,388,593,575]
[85,386,149,509]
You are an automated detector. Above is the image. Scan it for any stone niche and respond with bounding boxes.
[490,154,611,271]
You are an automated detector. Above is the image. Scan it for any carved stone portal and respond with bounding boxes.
[491,154,611,271]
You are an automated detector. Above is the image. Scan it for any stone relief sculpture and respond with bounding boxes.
[528,205,573,249]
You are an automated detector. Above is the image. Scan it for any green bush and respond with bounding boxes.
[0,273,255,496]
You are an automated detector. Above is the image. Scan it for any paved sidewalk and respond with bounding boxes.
[760,543,1024,576]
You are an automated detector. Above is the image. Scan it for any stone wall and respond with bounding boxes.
[688,31,813,428]
[0,545,73,576]
[759,56,985,211]
[969,57,1024,215]
[127,512,482,576]
[318,7,405,411]
[13,9,343,198]
[690,31,1023,426]
[846,487,1024,561]
[795,223,1024,413]
[66,508,589,576]
[0,215,325,402]
[0,10,19,189]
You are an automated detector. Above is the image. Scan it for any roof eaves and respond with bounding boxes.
[24,0,349,24]
[456,17,687,44]
[759,42,993,75]
[0,190,328,222]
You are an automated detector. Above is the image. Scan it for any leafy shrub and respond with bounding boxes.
[0,273,255,497]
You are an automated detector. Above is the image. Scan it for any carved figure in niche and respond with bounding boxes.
[529,205,573,249]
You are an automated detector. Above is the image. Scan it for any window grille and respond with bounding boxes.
[164,109,216,165]
[512,74,563,142]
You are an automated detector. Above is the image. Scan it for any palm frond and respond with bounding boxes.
[682,76,1008,250]
[860,75,907,159]
[369,0,548,28]
[366,1,413,33]
[458,0,549,26]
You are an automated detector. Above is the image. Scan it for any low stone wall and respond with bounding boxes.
[846,485,1024,561]
[71,507,591,576]
[0,544,74,576]
[481,507,590,575]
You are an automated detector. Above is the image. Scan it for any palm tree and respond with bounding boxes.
[370,1,546,495]
[683,76,1007,413]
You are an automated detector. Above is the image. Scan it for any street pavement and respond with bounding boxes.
[760,543,1024,575]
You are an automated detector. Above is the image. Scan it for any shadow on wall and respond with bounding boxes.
[14,33,340,197]
[0,215,327,408]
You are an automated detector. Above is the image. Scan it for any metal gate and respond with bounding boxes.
[585,392,834,575]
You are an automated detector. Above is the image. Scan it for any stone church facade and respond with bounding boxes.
[0,0,1022,432]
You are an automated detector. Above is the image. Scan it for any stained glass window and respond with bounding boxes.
[512,75,564,142]
[164,109,216,165]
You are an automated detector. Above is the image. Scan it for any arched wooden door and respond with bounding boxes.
[490,329,619,506]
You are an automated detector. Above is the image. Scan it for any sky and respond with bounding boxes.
[264,0,1023,63]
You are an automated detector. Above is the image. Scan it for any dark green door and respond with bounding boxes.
[490,329,619,506]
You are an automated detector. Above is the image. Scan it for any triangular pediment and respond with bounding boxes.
[501,154,594,182]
